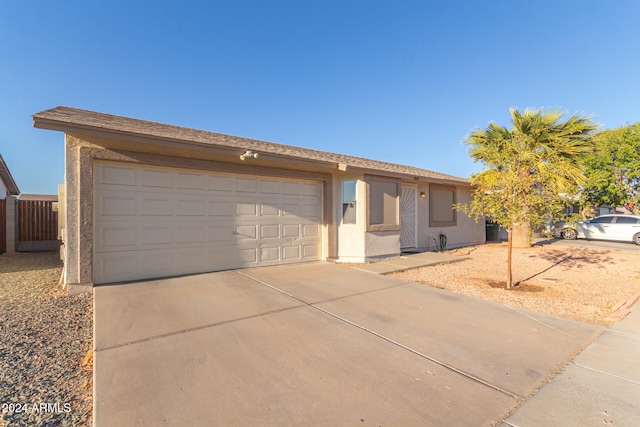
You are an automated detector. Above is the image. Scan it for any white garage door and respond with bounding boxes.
[93,162,323,284]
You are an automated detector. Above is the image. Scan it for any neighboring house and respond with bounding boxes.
[33,106,485,292]
[0,154,20,254]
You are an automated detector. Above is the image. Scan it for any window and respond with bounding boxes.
[429,184,456,227]
[367,178,400,231]
[342,180,357,224]
[614,216,638,224]
[590,216,614,224]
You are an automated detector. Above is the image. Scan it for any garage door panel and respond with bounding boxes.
[236,202,258,216]
[99,195,137,216]
[176,226,206,244]
[260,246,280,262]
[260,225,280,239]
[302,182,320,196]
[177,172,205,190]
[208,201,233,216]
[282,182,300,195]
[140,250,206,274]
[236,178,258,193]
[98,226,137,248]
[142,198,173,216]
[282,246,300,260]
[141,227,173,245]
[303,203,321,218]
[141,169,172,188]
[177,199,205,216]
[282,204,300,216]
[282,224,300,238]
[260,204,280,216]
[302,224,319,237]
[259,179,281,194]
[94,163,322,284]
[208,175,232,192]
[235,225,257,240]
[303,244,319,258]
[96,255,137,283]
[238,248,258,263]
[99,165,137,186]
[208,226,233,242]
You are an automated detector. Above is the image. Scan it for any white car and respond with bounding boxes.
[554,214,640,245]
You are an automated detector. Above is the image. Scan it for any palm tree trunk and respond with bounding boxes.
[507,225,513,289]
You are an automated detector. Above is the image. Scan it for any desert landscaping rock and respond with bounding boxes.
[390,242,640,324]
[0,253,92,427]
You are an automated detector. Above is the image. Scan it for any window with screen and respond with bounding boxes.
[367,178,400,231]
[342,180,357,224]
[429,184,457,227]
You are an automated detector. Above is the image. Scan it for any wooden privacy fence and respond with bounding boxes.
[0,199,5,254]
[17,199,58,242]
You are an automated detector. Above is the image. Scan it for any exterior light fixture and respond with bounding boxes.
[420,191,426,199]
[240,150,259,160]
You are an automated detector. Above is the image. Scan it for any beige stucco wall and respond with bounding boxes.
[365,231,400,259]
[415,183,485,250]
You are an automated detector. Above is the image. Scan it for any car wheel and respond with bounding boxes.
[562,229,577,240]
[634,233,640,246]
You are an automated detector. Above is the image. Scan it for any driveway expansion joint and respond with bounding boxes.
[572,363,640,385]
[237,270,522,400]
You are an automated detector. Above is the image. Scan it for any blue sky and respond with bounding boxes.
[1,1,639,194]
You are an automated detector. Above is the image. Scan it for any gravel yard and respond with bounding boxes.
[0,252,92,427]
[390,242,640,325]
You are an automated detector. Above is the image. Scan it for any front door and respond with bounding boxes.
[400,185,417,248]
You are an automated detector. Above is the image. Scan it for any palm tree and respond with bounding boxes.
[461,108,597,288]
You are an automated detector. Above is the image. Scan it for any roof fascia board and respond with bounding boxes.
[344,165,470,185]
[34,118,338,170]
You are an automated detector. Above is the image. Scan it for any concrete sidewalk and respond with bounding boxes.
[349,250,468,274]
[502,304,640,426]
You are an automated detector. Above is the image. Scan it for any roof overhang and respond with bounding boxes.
[33,106,472,186]
[0,154,19,196]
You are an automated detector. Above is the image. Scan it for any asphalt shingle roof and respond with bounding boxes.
[33,106,470,184]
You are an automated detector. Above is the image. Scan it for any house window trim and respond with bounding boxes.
[429,184,457,227]
[366,175,401,232]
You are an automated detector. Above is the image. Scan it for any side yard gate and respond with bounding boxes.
[16,199,59,252]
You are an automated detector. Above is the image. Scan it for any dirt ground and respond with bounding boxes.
[389,242,640,325]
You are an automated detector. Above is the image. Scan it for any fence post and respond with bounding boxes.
[6,195,17,253]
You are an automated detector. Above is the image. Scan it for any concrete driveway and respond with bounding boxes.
[94,262,602,426]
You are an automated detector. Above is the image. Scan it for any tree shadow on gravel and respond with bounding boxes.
[519,249,615,284]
